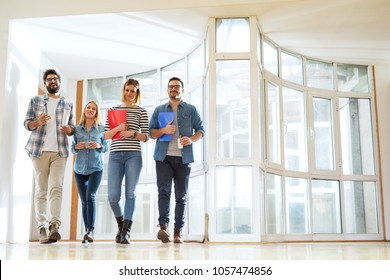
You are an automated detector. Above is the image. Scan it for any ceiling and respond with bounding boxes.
[13,0,390,80]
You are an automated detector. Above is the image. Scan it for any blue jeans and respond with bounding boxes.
[107,151,142,221]
[74,170,102,230]
[156,156,191,230]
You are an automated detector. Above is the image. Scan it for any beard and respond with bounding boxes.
[169,91,182,100]
[46,85,59,94]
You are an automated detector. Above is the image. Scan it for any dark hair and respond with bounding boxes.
[43,69,61,82]
[168,77,184,88]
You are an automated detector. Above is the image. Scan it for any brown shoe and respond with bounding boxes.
[174,229,183,244]
[157,224,170,243]
[48,223,61,243]
[39,228,50,244]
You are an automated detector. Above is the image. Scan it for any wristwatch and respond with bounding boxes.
[133,131,138,138]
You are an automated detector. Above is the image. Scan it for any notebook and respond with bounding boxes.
[158,112,175,141]
[108,109,127,139]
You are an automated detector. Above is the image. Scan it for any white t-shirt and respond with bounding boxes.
[42,97,60,152]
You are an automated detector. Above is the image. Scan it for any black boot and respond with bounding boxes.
[115,216,123,244]
[120,219,132,244]
[83,228,94,243]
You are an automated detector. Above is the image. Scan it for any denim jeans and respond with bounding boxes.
[32,152,67,229]
[74,170,103,230]
[107,151,142,221]
[156,156,191,230]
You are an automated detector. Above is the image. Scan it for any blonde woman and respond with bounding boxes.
[71,101,108,243]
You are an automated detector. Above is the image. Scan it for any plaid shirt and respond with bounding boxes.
[24,94,75,158]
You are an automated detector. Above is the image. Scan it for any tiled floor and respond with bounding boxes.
[1,241,390,260]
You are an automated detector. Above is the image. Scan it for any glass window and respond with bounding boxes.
[87,76,123,108]
[188,175,205,235]
[216,166,252,234]
[216,60,251,158]
[281,51,303,84]
[127,70,159,108]
[339,98,375,175]
[216,18,250,53]
[258,66,264,161]
[80,17,381,243]
[91,183,156,238]
[161,58,186,98]
[189,86,204,166]
[313,97,335,170]
[131,184,156,235]
[266,173,284,234]
[306,59,334,90]
[312,180,341,233]
[337,64,369,93]
[188,43,205,84]
[285,177,309,234]
[264,39,279,76]
[343,181,378,234]
[93,183,114,236]
[267,82,281,164]
[283,87,307,171]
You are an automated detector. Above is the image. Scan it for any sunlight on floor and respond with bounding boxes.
[1,241,389,260]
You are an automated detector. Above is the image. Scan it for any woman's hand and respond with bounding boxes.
[75,142,86,150]
[116,122,128,132]
[87,142,101,149]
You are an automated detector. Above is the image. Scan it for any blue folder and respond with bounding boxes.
[158,112,175,141]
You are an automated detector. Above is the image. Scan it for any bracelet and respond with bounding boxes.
[133,131,138,138]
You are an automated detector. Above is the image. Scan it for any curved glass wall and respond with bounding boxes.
[80,16,381,242]
[262,26,379,241]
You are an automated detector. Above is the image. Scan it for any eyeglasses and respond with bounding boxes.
[168,85,182,90]
[46,77,59,83]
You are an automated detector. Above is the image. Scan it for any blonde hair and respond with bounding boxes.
[121,78,141,104]
[78,100,101,127]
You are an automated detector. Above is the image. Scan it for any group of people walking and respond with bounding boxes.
[24,69,204,245]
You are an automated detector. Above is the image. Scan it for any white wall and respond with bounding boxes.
[0,19,41,243]
[0,20,76,242]
[373,65,390,240]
